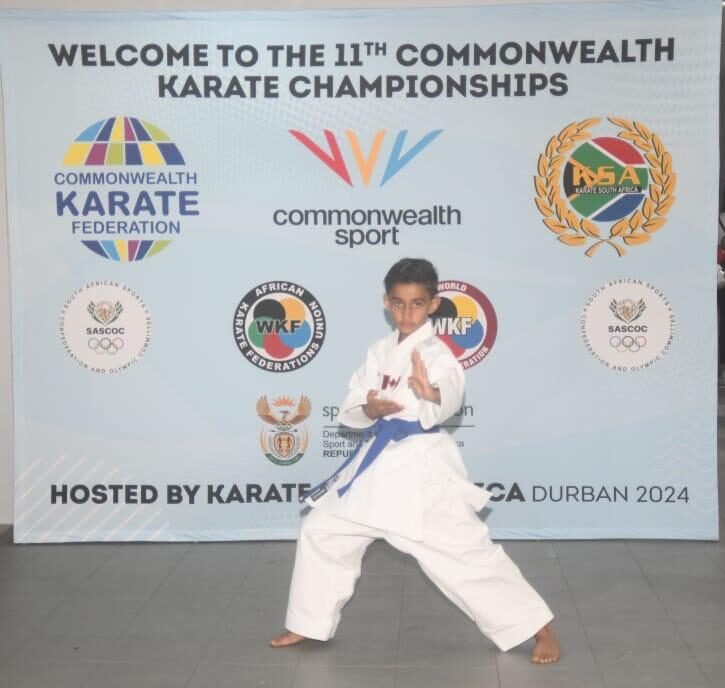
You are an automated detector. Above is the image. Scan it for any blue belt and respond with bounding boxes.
[303,417,439,502]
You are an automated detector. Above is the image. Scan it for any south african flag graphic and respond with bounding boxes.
[563,137,648,222]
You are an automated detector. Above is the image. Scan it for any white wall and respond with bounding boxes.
[0,0,677,526]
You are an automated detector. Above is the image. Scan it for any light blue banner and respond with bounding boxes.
[0,0,720,542]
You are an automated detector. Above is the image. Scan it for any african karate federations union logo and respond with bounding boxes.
[534,118,676,257]
[233,281,326,372]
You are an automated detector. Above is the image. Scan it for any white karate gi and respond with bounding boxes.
[285,321,553,651]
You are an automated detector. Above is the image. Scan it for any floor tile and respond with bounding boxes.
[203,632,303,666]
[84,659,198,688]
[700,663,725,688]
[188,662,295,688]
[395,665,499,688]
[0,660,97,688]
[293,665,395,688]
[671,618,725,664]
[497,657,605,688]
[596,650,710,688]
[11,632,118,663]
[105,633,211,664]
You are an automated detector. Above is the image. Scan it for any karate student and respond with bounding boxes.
[270,258,560,664]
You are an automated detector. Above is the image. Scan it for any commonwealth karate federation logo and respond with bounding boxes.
[534,118,675,257]
[290,128,443,187]
[56,116,199,262]
[233,281,326,372]
[432,281,497,369]
[256,395,311,465]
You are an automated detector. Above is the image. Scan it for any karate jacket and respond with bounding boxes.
[307,320,491,541]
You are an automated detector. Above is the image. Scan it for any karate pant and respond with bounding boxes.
[284,480,553,652]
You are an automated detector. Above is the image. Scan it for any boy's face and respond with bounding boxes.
[384,282,440,341]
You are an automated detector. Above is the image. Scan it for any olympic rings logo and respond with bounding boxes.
[88,337,124,355]
[609,335,646,353]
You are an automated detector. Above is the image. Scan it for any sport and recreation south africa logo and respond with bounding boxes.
[59,281,151,373]
[233,281,326,372]
[581,280,674,371]
[256,395,311,466]
[431,281,498,369]
[534,117,675,257]
[55,116,199,261]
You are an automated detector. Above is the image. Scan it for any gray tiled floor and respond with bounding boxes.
[1,429,723,687]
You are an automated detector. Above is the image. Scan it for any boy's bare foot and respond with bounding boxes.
[531,623,560,664]
[269,631,306,648]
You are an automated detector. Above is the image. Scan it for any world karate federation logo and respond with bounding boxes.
[432,281,498,369]
[256,395,311,466]
[233,281,326,372]
[534,117,675,257]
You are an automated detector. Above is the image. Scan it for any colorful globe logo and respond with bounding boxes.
[64,117,185,167]
[563,137,648,222]
[58,117,194,263]
[233,282,326,372]
[432,281,497,369]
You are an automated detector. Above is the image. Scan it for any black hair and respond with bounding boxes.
[384,258,438,298]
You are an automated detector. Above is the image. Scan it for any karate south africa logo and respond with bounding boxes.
[256,395,311,466]
[233,281,326,372]
[534,118,676,257]
[55,116,199,261]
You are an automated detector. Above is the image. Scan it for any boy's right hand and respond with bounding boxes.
[362,390,403,419]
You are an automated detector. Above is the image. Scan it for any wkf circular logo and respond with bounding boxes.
[535,117,675,257]
[431,280,497,369]
[59,281,151,373]
[233,281,326,372]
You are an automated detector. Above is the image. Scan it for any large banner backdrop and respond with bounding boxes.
[0,0,720,542]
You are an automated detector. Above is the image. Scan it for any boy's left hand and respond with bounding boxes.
[409,350,441,404]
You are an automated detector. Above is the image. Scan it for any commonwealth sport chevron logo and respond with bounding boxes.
[534,117,676,257]
[55,117,200,262]
[290,128,443,187]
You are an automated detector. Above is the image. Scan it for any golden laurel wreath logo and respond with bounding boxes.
[534,117,676,257]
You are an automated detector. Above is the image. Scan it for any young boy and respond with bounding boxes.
[270,258,560,664]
